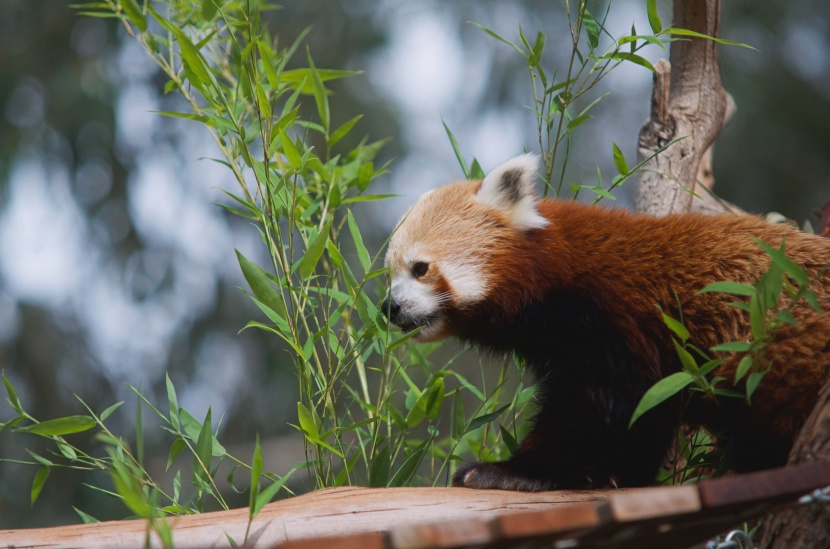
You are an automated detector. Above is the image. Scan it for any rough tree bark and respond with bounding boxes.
[634,1,830,547]
[759,376,830,548]
[635,0,740,216]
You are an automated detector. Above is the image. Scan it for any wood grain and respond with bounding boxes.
[0,486,608,549]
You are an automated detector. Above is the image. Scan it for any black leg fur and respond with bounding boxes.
[453,291,676,490]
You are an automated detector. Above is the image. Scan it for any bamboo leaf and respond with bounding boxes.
[611,142,629,175]
[20,416,97,436]
[347,210,371,272]
[646,0,662,34]
[31,466,51,506]
[629,372,694,428]
[299,220,333,278]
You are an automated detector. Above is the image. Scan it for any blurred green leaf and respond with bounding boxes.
[611,142,629,175]
[299,220,333,278]
[646,0,662,34]
[630,372,694,428]
[20,416,96,436]
[31,466,50,507]
[119,0,147,31]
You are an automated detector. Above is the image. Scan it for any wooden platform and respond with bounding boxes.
[2,462,829,549]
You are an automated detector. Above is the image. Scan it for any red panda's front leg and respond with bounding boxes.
[452,384,677,491]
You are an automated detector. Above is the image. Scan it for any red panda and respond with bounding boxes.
[382,154,830,491]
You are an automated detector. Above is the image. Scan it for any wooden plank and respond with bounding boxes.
[494,500,608,538]
[608,485,701,522]
[0,486,609,549]
[390,518,492,549]
[699,461,830,509]
[279,532,387,549]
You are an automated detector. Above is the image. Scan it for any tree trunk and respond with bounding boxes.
[759,375,830,549]
[634,0,739,216]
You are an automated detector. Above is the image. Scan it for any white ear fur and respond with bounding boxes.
[476,153,548,230]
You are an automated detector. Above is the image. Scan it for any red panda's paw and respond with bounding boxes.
[452,462,553,492]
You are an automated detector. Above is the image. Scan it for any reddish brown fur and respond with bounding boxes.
[484,201,830,431]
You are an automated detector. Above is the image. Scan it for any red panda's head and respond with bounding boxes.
[383,154,548,342]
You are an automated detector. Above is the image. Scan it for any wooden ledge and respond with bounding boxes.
[3,462,829,549]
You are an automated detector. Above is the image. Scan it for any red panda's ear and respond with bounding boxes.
[477,154,549,230]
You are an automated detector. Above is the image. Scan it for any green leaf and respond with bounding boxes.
[469,158,485,180]
[749,293,766,340]
[335,452,361,487]
[73,506,100,524]
[698,281,756,296]
[254,466,300,515]
[296,402,319,439]
[166,373,180,431]
[629,372,695,428]
[602,52,655,72]
[299,220,333,278]
[307,53,330,133]
[202,0,218,20]
[119,0,147,31]
[347,210,371,272]
[193,408,213,485]
[451,391,465,440]
[745,371,767,401]
[166,438,186,471]
[57,441,78,461]
[152,111,211,125]
[280,68,358,94]
[531,31,546,66]
[673,339,699,375]
[661,312,689,343]
[470,22,524,56]
[442,118,469,179]
[341,194,396,205]
[734,355,753,384]
[426,377,445,421]
[20,416,97,436]
[388,442,428,487]
[279,131,303,170]
[660,28,758,50]
[465,404,510,435]
[582,9,600,49]
[567,114,592,131]
[100,401,124,422]
[500,425,519,454]
[3,374,23,415]
[757,239,808,286]
[180,409,226,456]
[369,445,390,487]
[235,250,288,322]
[110,458,151,518]
[710,341,752,353]
[329,115,363,148]
[249,435,263,517]
[611,142,629,175]
[255,79,272,121]
[174,29,213,94]
[646,0,662,34]
[31,466,50,506]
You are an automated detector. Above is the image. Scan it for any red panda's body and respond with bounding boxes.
[384,155,830,491]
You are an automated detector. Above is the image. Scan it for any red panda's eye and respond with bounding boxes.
[412,262,429,279]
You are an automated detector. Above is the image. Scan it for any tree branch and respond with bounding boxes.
[634,0,736,216]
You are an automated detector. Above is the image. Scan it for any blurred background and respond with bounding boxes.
[1,0,828,528]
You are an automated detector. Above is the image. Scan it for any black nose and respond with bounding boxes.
[381,298,400,322]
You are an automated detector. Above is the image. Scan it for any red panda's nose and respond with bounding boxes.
[381,297,401,323]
